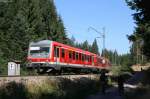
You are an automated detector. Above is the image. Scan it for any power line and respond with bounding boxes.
[88,26,106,56]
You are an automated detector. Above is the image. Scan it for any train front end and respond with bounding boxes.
[27,40,52,72]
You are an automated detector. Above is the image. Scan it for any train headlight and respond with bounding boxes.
[102,59,105,64]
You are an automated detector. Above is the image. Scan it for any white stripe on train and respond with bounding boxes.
[31,61,108,69]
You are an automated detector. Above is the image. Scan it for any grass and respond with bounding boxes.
[0,77,100,99]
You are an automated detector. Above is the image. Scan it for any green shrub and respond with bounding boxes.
[111,65,132,76]
[0,58,7,75]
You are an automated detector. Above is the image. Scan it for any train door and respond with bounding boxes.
[92,56,94,66]
[72,51,76,64]
[54,46,60,64]
[69,51,72,63]
[81,54,85,65]
[75,52,79,64]
[79,53,82,64]
[60,48,65,63]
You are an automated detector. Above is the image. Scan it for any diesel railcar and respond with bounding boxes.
[27,40,110,74]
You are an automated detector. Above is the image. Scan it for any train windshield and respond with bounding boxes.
[29,46,50,58]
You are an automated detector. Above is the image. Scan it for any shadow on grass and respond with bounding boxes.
[58,77,100,99]
[0,77,100,99]
[0,82,28,99]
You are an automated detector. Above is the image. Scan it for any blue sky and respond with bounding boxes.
[54,0,135,54]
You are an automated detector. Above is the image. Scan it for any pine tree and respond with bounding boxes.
[39,0,68,43]
[8,11,30,61]
[39,0,56,40]
[0,0,19,60]
[82,40,90,51]
[56,16,68,44]
[23,0,44,40]
[113,50,118,65]
[91,39,99,54]
[0,49,7,75]
[68,36,76,46]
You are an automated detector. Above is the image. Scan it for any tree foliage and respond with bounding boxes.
[126,0,150,60]
[91,39,99,55]
[0,0,101,75]
[102,49,133,66]
[0,0,68,74]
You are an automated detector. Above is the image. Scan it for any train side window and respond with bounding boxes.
[54,46,56,57]
[69,51,72,59]
[61,49,65,58]
[76,52,79,60]
[54,47,56,57]
[79,53,81,61]
[87,55,90,62]
[57,48,59,57]
[73,51,75,60]
[82,54,85,61]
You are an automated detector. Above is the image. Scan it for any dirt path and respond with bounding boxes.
[125,71,144,85]
[86,71,145,99]
[86,87,122,99]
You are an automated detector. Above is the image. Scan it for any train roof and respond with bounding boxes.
[30,40,51,46]
[30,40,98,56]
[52,41,98,56]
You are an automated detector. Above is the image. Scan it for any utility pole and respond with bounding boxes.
[88,26,106,57]
[102,27,105,55]
[136,40,139,65]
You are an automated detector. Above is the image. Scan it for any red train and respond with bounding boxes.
[27,40,110,74]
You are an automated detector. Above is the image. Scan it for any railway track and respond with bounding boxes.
[0,74,100,85]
